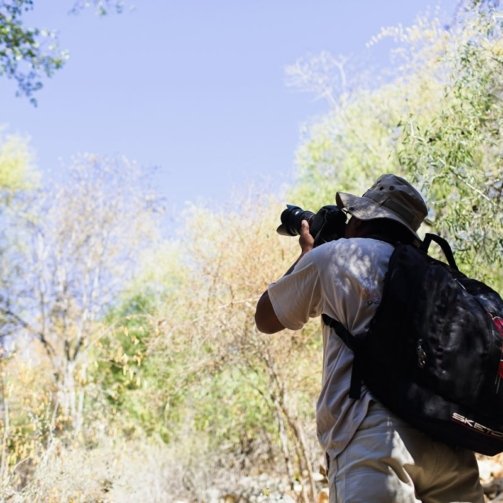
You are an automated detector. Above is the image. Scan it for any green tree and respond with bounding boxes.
[288,3,503,290]
[0,0,125,104]
[0,130,38,192]
[0,0,66,104]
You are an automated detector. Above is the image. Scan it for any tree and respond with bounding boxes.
[142,198,324,500]
[0,130,38,352]
[0,129,38,193]
[70,0,127,16]
[0,0,125,104]
[90,243,190,442]
[287,2,503,290]
[0,154,160,432]
[90,192,326,499]
[0,0,66,104]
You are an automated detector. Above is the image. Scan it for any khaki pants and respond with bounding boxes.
[328,402,484,503]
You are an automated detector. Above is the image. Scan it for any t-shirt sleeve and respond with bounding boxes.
[267,252,323,331]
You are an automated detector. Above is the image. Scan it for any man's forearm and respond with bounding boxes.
[255,219,313,334]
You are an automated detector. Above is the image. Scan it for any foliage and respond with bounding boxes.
[395,9,502,286]
[167,199,323,496]
[0,354,57,490]
[288,4,503,291]
[0,131,38,193]
[0,154,161,436]
[1,3,503,501]
[89,241,190,441]
[71,0,128,16]
[91,293,173,442]
[0,0,66,104]
[0,0,125,104]
[89,197,324,500]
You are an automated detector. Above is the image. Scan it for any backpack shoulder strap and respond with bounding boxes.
[420,233,458,271]
[321,313,363,400]
[321,314,356,350]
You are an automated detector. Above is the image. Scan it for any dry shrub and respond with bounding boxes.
[3,432,289,502]
[157,193,326,498]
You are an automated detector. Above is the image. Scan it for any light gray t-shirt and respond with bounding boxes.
[268,237,393,456]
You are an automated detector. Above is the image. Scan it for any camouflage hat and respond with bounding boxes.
[336,174,428,239]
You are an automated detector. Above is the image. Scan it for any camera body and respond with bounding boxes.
[277,204,347,247]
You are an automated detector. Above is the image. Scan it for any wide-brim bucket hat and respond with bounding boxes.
[335,174,428,239]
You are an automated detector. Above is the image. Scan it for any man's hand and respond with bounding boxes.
[299,219,314,254]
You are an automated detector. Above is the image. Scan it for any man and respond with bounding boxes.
[255,174,484,503]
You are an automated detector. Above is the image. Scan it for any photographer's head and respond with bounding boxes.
[336,174,427,243]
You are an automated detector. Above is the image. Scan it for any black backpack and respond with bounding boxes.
[322,233,503,456]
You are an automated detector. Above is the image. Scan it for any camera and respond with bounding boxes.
[276,204,347,247]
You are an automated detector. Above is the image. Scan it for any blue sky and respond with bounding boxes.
[1,1,459,217]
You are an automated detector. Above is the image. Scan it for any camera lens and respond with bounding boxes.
[276,205,315,236]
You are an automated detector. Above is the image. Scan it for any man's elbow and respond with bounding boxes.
[254,292,285,334]
[255,313,279,334]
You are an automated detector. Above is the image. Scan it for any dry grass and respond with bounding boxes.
[1,433,292,502]
[1,438,503,502]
